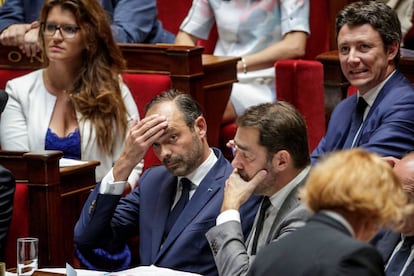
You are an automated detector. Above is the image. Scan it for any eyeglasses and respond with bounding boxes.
[228,140,256,162]
[42,22,80,39]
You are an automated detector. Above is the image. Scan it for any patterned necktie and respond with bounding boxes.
[385,236,414,276]
[164,178,192,236]
[343,97,368,148]
[251,197,271,255]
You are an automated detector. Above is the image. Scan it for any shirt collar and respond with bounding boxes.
[269,166,310,208]
[321,210,355,237]
[358,70,396,108]
[178,148,217,189]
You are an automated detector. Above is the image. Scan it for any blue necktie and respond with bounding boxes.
[343,97,368,148]
[164,178,192,236]
[386,236,414,276]
[251,197,271,255]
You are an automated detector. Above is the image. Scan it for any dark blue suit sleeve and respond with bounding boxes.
[311,73,414,163]
[74,177,143,251]
[74,183,124,250]
[0,165,15,261]
[107,0,174,43]
[0,0,26,32]
[358,92,414,158]
[310,136,327,165]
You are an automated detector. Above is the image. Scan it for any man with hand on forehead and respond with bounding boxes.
[74,89,259,276]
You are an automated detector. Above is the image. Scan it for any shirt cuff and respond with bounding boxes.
[99,168,127,195]
[216,209,241,225]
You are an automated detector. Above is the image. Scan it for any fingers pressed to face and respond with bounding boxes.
[128,114,168,144]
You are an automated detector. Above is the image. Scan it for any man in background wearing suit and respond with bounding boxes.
[0,165,15,261]
[249,149,412,276]
[0,0,175,57]
[311,1,414,164]
[0,90,14,261]
[206,102,311,276]
[74,90,259,276]
[372,152,414,276]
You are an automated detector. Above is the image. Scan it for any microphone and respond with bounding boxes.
[0,90,8,113]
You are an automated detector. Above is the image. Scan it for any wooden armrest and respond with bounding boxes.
[1,150,100,267]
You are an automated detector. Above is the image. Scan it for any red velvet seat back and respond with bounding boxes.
[275,60,325,152]
[157,0,218,54]
[0,70,31,89]
[122,73,171,170]
[157,0,192,35]
[305,0,330,59]
[5,183,30,267]
[0,70,32,267]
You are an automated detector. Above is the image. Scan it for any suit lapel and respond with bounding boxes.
[151,176,177,261]
[375,231,401,262]
[403,259,414,276]
[155,150,228,261]
[156,174,222,260]
[357,71,402,146]
[266,177,306,243]
[339,94,358,148]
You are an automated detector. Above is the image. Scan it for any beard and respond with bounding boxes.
[163,133,204,176]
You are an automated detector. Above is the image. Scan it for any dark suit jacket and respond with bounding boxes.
[0,165,15,261]
[247,213,385,276]
[371,229,414,276]
[74,148,260,276]
[206,173,310,276]
[311,71,414,164]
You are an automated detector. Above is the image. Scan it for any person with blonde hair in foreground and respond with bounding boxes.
[248,149,412,276]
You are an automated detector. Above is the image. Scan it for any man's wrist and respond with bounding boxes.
[100,168,127,195]
[113,154,137,182]
[216,209,241,225]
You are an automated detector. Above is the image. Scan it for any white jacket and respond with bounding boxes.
[0,69,143,184]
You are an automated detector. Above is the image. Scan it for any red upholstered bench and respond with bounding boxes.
[1,151,99,268]
[0,70,31,90]
[122,73,171,170]
[5,183,30,267]
[275,60,325,152]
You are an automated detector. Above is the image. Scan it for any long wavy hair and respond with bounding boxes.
[39,0,128,154]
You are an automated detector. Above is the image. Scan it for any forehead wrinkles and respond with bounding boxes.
[338,24,382,44]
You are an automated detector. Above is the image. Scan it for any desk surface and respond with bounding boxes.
[10,266,203,276]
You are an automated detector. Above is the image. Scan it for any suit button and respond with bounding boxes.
[88,199,96,215]
[211,240,218,255]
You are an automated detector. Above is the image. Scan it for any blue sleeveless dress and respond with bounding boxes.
[45,128,81,160]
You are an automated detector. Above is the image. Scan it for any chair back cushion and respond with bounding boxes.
[5,183,30,267]
[122,73,171,170]
[305,0,330,59]
[0,70,32,89]
[275,60,325,152]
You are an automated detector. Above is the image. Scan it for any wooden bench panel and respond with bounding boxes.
[0,150,99,268]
